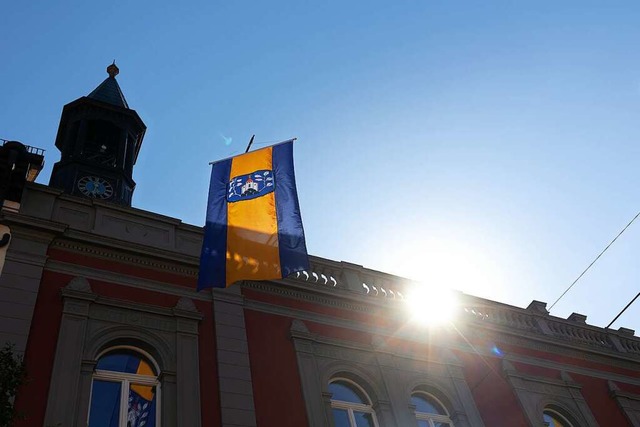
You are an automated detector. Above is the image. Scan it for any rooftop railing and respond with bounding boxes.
[0,139,46,156]
[290,257,640,358]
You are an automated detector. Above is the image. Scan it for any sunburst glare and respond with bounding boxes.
[405,284,459,326]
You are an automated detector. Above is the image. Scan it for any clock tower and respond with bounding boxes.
[49,62,146,206]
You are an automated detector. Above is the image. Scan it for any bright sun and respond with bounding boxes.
[387,235,507,301]
[405,284,459,326]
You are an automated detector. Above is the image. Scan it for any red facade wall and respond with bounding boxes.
[241,287,640,427]
[15,249,221,427]
[15,247,640,427]
[15,270,65,427]
[456,351,529,426]
[244,309,309,426]
[572,373,630,427]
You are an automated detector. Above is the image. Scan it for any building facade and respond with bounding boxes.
[3,67,640,427]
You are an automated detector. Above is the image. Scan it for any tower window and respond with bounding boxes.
[84,120,120,167]
[88,348,160,427]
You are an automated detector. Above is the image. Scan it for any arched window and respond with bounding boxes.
[411,392,454,427]
[87,347,160,427]
[543,407,575,427]
[329,379,378,427]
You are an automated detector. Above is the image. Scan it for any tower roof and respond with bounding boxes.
[87,62,129,109]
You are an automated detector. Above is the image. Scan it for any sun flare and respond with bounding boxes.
[405,285,459,326]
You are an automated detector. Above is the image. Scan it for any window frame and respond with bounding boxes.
[87,346,162,427]
[412,391,455,427]
[543,407,575,427]
[329,378,380,427]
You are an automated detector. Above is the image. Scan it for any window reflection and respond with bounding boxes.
[88,349,159,427]
[543,409,574,427]
[88,380,121,427]
[412,392,454,427]
[329,379,377,427]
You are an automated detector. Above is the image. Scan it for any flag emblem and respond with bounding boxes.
[228,169,274,202]
[198,140,309,289]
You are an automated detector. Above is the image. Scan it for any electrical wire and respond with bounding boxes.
[548,210,640,312]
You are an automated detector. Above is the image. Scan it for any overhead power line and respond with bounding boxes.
[548,210,640,312]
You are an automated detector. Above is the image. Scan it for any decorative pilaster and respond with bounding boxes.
[290,320,330,427]
[44,277,96,427]
[174,297,203,427]
[213,286,258,427]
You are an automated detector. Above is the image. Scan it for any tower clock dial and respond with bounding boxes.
[77,176,114,199]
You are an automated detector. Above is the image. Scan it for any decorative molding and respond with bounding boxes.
[371,335,387,350]
[174,297,198,312]
[90,306,176,332]
[567,313,587,324]
[63,300,92,317]
[441,348,463,366]
[1,210,69,237]
[61,277,97,303]
[291,323,484,427]
[504,351,640,389]
[244,280,386,314]
[560,371,573,383]
[212,286,244,305]
[245,286,640,377]
[176,317,199,334]
[291,319,310,334]
[609,380,621,394]
[503,359,598,427]
[50,239,199,276]
[526,300,549,314]
[66,276,92,293]
[502,359,516,373]
[45,259,210,302]
[608,381,640,426]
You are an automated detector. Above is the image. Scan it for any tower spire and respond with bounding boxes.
[87,61,129,109]
[107,60,119,78]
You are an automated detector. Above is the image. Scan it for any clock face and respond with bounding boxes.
[77,176,114,199]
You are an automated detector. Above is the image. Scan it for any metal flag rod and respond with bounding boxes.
[245,134,256,153]
[208,137,298,165]
[606,291,640,330]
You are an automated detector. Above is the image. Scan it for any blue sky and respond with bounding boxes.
[3,1,640,330]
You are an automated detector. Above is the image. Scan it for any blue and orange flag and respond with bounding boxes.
[198,140,309,289]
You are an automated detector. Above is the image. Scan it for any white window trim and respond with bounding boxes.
[329,378,380,427]
[543,408,574,427]
[95,345,161,373]
[87,348,162,427]
[413,392,455,427]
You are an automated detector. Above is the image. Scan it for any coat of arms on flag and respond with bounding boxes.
[227,169,274,202]
[198,139,309,289]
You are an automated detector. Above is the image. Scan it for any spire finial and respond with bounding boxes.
[107,60,119,78]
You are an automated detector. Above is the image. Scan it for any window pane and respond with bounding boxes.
[417,421,429,427]
[88,380,121,427]
[353,411,375,427]
[97,351,156,376]
[128,384,157,427]
[329,381,367,404]
[412,394,446,415]
[434,423,451,427]
[332,408,351,427]
[544,411,571,427]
